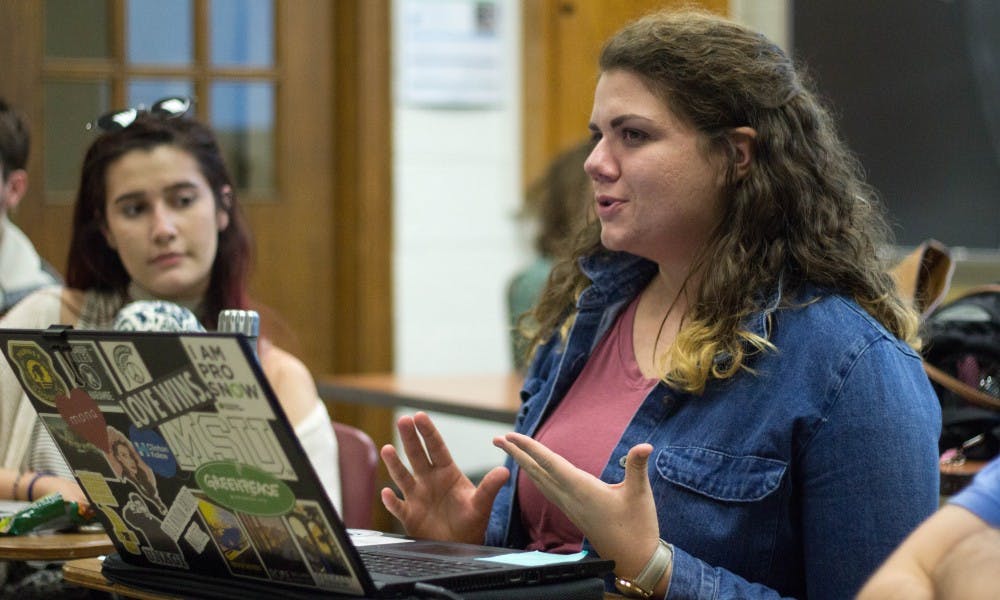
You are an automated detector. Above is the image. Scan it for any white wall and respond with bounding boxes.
[391,0,525,474]
[389,1,791,475]
[730,0,790,53]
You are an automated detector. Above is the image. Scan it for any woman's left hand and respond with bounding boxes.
[493,433,661,580]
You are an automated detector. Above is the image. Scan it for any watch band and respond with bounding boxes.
[614,539,673,598]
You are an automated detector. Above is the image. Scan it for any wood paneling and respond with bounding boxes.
[2,0,395,530]
[329,0,396,532]
[522,0,727,187]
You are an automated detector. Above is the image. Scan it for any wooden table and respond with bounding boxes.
[63,557,623,599]
[63,557,180,599]
[0,530,114,561]
[317,372,524,424]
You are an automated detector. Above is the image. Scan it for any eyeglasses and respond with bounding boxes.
[85,96,194,132]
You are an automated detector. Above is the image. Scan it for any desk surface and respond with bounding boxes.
[64,557,623,599]
[0,530,114,560]
[317,372,523,424]
[63,558,181,600]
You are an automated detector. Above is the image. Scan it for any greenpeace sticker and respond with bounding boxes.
[194,461,294,516]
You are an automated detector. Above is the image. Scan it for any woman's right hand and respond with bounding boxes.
[380,412,509,544]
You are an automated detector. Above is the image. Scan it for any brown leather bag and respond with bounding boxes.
[889,238,955,320]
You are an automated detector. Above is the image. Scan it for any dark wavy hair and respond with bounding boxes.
[64,113,252,329]
[531,9,919,393]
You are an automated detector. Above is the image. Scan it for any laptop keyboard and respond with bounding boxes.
[359,549,497,577]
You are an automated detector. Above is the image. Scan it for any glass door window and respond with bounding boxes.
[42,0,276,202]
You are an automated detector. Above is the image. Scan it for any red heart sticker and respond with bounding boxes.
[56,388,110,453]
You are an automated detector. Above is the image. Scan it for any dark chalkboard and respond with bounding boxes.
[793,0,1000,248]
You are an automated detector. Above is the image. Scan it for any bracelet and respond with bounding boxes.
[614,539,674,599]
[12,471,24,501]
[26,471,54,502]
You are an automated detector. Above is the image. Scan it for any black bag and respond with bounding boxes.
[922,284,1000,460]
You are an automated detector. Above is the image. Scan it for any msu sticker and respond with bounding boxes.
[6,341,68,407]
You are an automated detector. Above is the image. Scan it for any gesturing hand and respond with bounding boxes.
[493,433,661,580]
[380,412,509,544]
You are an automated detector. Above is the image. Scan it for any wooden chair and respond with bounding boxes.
[333,422,378,529]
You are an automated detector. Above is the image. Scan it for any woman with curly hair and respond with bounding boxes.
[382,10,940,599]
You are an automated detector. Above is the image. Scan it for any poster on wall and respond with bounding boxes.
[396,0,505,109]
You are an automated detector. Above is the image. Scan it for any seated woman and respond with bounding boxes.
[381,9,940,599]
[0,107,341,513]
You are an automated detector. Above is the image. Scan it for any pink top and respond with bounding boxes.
[517,295,659,553]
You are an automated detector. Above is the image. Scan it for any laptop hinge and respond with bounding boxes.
[42,324,74,338]
[42,324,75,351]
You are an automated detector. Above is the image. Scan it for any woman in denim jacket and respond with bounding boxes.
[381,9,941,599]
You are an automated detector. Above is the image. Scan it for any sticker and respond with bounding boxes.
[184,337,274,419]
[477,549,589,566]
[58,341,123,401]
[38,415,116,478]
[184,521,211,554]
[106,427,168,514]
[6,341,68,407]
[239,512,315,585]
[56,388,109,452]
[77,471,118,506]
[193,492,267,577]
[196,462,295,517]
[98,505,141,555]
[285,500,357,588]
[100,341,152,392]
[118,367,213,429]
[161,412,296,480]
[129,425,177,478]
[122,492,187,568]
[162,487,200,541]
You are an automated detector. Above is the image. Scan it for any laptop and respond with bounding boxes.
[0,326,613,598]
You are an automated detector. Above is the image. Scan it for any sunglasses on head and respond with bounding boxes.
[85,96,194,132]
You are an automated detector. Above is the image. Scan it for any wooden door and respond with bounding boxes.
[0,1,393,379]
[522,0,727,186]
[1,0,396,529]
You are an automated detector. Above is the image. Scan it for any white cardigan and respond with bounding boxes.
[0,286,63,470]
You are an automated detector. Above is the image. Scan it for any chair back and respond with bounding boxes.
[890,239,955,319]
[332,421,378,529]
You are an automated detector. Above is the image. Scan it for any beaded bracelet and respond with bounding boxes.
[12,471,25,501]
[26,471,54,502]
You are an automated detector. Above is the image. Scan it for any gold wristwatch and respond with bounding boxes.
[613,539,673,598]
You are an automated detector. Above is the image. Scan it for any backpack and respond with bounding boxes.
[921,284,1000,460]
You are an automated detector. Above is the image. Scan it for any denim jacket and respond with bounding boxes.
[485,252,941,599]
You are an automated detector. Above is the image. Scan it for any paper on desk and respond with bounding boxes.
[0,500,31,517]
[347,529,414,547]
[476,550,588,566]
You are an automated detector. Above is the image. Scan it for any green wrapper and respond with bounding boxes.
[0,493,95,536]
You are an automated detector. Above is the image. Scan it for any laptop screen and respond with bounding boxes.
[1,327,373,596]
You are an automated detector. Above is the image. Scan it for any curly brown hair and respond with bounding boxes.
[530,9,919,394]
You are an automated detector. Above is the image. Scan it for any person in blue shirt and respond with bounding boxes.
[859,455,1000,599]
[381,9,941,599]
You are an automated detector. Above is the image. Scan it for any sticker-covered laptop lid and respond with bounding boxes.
[0,327,373,597]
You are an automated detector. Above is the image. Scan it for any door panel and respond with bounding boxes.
[522,0,727,186]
